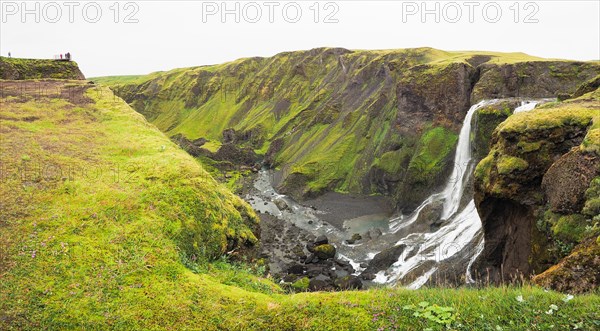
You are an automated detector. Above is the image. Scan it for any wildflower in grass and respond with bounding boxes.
[562,294,574,302]
[545,309,554,315]
[516,295,524,303]
[31,250,36,258]
[549,304,558,311]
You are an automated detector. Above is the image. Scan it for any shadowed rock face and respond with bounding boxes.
[102,47,599,211]
[474,198,533,282]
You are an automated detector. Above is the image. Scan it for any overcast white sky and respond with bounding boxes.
[1,1,599,77]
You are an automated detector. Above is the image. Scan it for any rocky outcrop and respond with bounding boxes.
[171,133,207,157]
[533,237,600,294]
[474,90,600,288]
[471,100,520,160]
[0,57,85,80]
[543,150,600,214]
[471,61,596,102]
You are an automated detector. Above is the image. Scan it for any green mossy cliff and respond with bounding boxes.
[474,87,600,291]
[94,48,598,211]
[0,57,85,80]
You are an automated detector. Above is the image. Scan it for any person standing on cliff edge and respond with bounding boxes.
[8,52,11,57]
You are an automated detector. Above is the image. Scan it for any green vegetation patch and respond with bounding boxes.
[497,155,529,174]
[407,126,458,183]
[549,214,589,243]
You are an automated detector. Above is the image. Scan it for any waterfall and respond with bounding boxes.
[379,101,498,286]
[247,98,548,289]
[440,100,496,220]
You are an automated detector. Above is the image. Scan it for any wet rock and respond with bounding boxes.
[367,228,383,240]
[274,198,290,211]
[361,273,376,281]
[415,200,444,227]
[334,275,363,290]
[346,233,362,244]
[314,235,329,245]
[304,254,318,264]
[334,259,355,274]
[292,246,306,260]
[362,244,406,275]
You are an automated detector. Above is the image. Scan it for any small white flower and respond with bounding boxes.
[562,294,574,302]
[545,309,554,315]
[516,295,524,303]
[495,326,503,331]
[550,304,559,311]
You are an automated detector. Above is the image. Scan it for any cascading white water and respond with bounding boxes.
[440,100,496,220]
[513,100,539,113]
[380,101,498,286]
[382,99,550,287]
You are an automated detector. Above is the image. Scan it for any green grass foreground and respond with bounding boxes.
[0,80,598,330]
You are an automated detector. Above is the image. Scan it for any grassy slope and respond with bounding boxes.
[0,80,598,330]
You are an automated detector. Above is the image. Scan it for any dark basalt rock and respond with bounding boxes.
[314,235,329,246]
[287,263,307,275]
[334,275,363,290]
[361,244,406,276]
[308,274,335,291]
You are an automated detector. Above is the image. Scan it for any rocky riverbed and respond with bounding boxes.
[243,170,396,291]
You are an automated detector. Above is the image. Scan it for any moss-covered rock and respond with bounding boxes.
[474,87,600,289]
[471,101,517,160]
[497,155,529,175]
[291,276,310,291]
[533,237,600,294]
[313,244,336,260]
